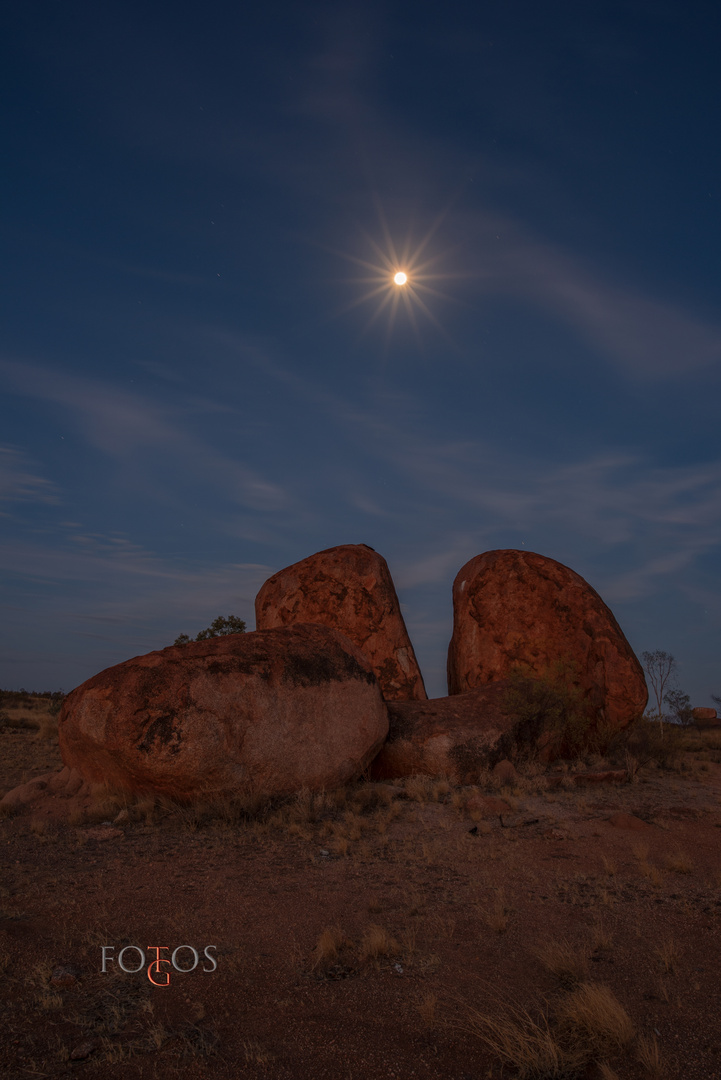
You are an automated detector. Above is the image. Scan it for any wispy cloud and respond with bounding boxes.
[462,214,721,379]
[0,358,290,514]
[0,445,59,507]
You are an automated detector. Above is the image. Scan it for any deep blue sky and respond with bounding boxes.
[2,0,719,704]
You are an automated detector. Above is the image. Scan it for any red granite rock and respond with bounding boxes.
[607,812,648,829]
[255,544,426,702]
[692,707,717,722]
[447,549,647,732]
[492,759,519,786]
[57,624,388,801]
[370,682,522,782]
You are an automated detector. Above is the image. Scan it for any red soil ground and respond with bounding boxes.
[1,716,720,1080]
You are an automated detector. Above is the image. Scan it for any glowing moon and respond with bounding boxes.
[393,271,408,285]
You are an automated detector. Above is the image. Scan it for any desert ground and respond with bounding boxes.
[1,693,720,1080]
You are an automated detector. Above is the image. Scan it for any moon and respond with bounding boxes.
[393,271,408,285]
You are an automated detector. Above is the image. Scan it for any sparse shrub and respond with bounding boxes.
[500,661,605,761]
[404,775,435,802]
[174,615,245,646]
[610,717,684,771]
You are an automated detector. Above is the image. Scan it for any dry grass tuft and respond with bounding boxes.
[555,981,635,1053]
[415,992,438,1029]
[534,939,588,989]
[662,849,693,874]
[243,1038,274,1065]
[639,861,664,888]
[358,924,401,963]
[483,890,511,934]
[457,1000,584,1079]
[655,938,680,975]
[312,926,346,968]
[404,775,435,802]
[636,1032,664,1077]
[598,1064,620,1080]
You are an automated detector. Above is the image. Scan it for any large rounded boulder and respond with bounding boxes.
[58,624,388,801]
[447,550,647,731]
[255,544,427,701]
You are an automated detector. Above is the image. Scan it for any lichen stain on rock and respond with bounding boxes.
[137,714,182,755]
[281,650,375,687]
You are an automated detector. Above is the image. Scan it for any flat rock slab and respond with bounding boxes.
[370,682,518,782]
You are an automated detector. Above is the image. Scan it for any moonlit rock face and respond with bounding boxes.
[446,549,647,732]
[58,624,389,800]
[371,682,518,782]
[255,544,427,701]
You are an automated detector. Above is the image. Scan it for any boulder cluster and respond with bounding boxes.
[49,546,648,801]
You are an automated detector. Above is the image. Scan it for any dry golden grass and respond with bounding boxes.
[415,992,438,1028]
[636,1032,664,1077]
[662,849,693,874]
[639,861,664,888]
[330,836,350,857]
[534,938,588,989]
[34,713,58,741]
[598,1064,620,1080]
[555,982,635,1053]
[358,924,400,962]
[655,938,680,975]
[457,1000,585,1079]
[483,890,510,934]
[243,1038,274,1065]
[312,926,346,968]
[404,775,435,802]
[589,920,613,953]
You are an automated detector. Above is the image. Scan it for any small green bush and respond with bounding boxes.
[500,660,605,760]
[174,615,246,646]
[609,715,684,770]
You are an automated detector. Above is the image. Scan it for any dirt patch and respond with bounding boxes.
[1,727,721,1079]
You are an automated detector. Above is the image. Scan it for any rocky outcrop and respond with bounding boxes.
[447,549,647,731]
[255,544,426,701]
[57,624,388,801]
[692,707,718,723]
[370,682,522,782]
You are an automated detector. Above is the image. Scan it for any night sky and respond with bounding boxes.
[2,1,719,704]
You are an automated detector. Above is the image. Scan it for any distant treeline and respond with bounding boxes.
[0,689,66,707]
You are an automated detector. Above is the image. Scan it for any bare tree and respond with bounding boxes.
[641,650,677,728]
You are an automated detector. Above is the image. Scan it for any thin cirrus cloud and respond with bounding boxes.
[0,357,290,514]
[209,330,721,563]
[456,212,721,380]
[0,446,59,508]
